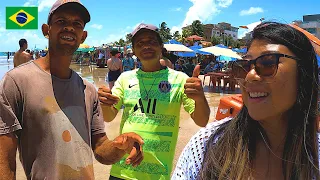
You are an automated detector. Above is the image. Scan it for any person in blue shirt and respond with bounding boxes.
[173,22,320,180]
[122,48,135,71]
[203,61,216,74]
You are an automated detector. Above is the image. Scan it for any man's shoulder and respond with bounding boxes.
[7,61,35,76]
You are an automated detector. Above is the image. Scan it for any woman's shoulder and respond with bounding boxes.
[172,118,231,180]
[187,118,231,150]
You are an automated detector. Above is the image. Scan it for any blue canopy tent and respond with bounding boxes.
[232,47,247,53]
[190,45,211,55]
[175,44,212,57]
[165,39,183,45]
[76,47,95,53]
[215,44,228,48]
[218,55,236,62]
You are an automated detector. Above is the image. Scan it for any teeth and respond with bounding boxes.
[61,36,74,41]
[249,92,268,98]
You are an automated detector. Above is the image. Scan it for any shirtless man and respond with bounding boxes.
[106,49,122,89]
[13,39,31,67]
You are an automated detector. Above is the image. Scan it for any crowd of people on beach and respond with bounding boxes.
[0,0,319,180]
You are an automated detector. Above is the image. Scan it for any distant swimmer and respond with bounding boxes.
[13,39,31,67]
[7,51,9,62]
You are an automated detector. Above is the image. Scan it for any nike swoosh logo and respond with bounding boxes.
[129,84,138,88]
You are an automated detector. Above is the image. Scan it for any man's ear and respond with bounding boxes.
[81,31,88,44]
[42,24,49,38]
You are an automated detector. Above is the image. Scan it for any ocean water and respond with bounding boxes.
[0,56,13,80]
[0,55,13,64]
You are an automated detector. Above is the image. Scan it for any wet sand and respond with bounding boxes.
[5,63,240,180]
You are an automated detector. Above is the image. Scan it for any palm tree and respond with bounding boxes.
[211,36,221,45]
[173,31,181,41]
[191,20,204,37]
[159,22,172,43]
[118,38,126,47]
[125,33,132,44]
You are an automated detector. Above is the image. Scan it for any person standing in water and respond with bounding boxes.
[106,48,122,89]
[13,39,31,67]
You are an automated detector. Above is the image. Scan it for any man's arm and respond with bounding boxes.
[98,84,122,122]
[0,133,17,180]
[92,133,144,166]
[184,65,210,127]
[190,96,210,127]
[100,105,118,122]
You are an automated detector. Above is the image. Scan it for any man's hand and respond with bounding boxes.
[98,86,119,106]
[112,133,144,167]
[184,65,205,101]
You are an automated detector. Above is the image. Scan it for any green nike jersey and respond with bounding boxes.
[110,67,195,180]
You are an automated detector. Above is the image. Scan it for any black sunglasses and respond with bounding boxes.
[231,53,300,79]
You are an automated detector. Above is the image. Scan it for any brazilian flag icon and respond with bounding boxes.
[6,7,38,30]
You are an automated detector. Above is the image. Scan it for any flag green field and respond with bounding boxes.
[6,7,38,30]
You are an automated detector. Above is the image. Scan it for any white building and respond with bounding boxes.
[294,14,320,39]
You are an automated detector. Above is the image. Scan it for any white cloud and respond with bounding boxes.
[23,0,55,12]
[23,0,36,7]
[171,0,233,33]
[38,0,56,12]
[171,7,182,12]
[217,0,232,8]
[240,7,264,16]
[84,22,143,47]
[0,30,48,51]
[0,27,5,33]
[90,24,103,30]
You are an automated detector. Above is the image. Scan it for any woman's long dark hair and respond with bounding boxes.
[199,22,319,180]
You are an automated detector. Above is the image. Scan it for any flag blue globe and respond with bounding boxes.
[16,12,27,24]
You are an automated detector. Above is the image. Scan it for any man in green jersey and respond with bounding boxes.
[98,23,210,180]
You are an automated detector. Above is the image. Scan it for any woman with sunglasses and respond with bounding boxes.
[172,22,319,180]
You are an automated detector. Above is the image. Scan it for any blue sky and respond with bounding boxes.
[0,0,319,52]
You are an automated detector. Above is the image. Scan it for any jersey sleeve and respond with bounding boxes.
[0,74,22,135]
[111,74,124,111]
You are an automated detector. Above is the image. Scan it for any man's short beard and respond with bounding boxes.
[57,45,77,56]
[49,41,78,56]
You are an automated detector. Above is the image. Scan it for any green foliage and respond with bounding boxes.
[173,31,181,41]
[159,22,172,43]
[211,36,222,45]
[191,20,204,37]
[125,33,132,44]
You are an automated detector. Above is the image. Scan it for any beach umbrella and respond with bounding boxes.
[189,45,211,55]
[186,35,204,41]
[79,44,90,48]
[199,46,242,59]
[165,39,183,45]
[163,44,194,52]
[232,47,247,53]
[175,52,197,57]
[215,44,228,49]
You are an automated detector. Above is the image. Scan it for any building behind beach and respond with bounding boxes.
[293,14,320,39]
[183,22,239,42]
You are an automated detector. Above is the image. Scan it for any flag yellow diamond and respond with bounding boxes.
[9,10,35,27]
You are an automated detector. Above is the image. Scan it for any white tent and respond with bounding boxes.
[199,46,242,59]
[164,44,194,52]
